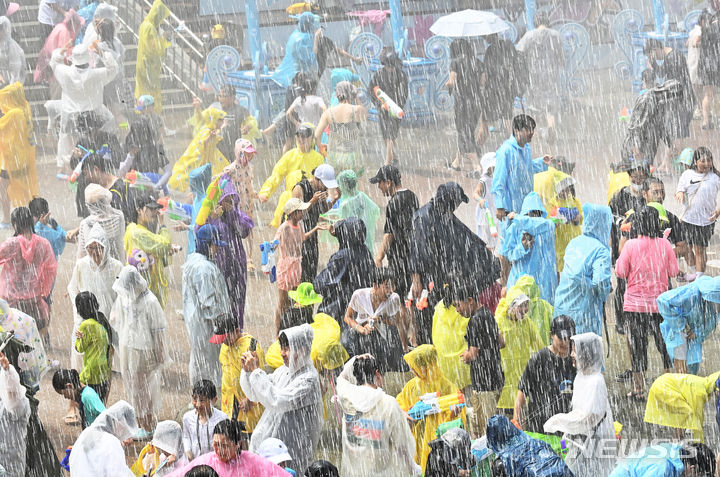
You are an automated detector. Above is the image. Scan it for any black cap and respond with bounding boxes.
[369,165,401,185]
[551,315,576,339]
[134,190,162,210]
[436,182,469,204]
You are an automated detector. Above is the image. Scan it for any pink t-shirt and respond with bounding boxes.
[615,236,679,313]
[274,220,305,262]
[166,451,291,477]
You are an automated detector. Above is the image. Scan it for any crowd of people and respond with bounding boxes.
[3,1,720,477]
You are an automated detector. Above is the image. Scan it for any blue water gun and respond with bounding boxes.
[60,447,72,471]
[408,391,465,421]
[260,240,280,282]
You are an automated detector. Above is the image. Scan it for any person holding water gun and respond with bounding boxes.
[473,153,498,252]
[368,50,408,166]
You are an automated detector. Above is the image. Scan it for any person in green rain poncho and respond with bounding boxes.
[337,170,380,254]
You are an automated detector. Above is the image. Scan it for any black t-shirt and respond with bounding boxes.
[125,115,168,173]
[518,347,575,434]
[384,189,419,272]
[609,186,646,261]
[316,36,338,76]
[108,178,137,224]
[465,308,504,392]
[450,57,484,104]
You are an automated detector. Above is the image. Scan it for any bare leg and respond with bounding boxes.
[476,120,489,151]
[702,86,714,128]
[385,138,395,165]
[674,359,688,374]
[274,289,290,336]
[499,255,511,286]
[694,244,707,273]
[632,371,644,394]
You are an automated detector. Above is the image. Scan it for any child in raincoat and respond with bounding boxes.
[131,420,188,476]
[644,371,720,442]
[510,275,554,346]
[473,152,497,251]
[545,174,582,271]
[501,191,558,304]
[135,0,171,112]
[337,169,380,254]
[396,344,465,473]
[657,275,720,375]
[495,291,545,411]
[431,299,471,391]
[169,107,229,192]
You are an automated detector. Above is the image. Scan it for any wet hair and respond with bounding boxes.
[373,267,394,287]
[633,206,663,238]
[680,443,716,476]
[280,307,313,332]
[279,332,290,348]
[352,355,380,385]
[52,368,81,392]
[534,11,550,27]
[11,207,34,235]
[28,197,49,219]
[305,460,339,477]
[512,114,536,133]
[97,18,115,44]
[184,465,219,477]
[646,176,665,188]
[448,279,477,303]
[297,75,318,102]
[192,379,217,400]
[641,69,655,88]
[550,315,576,337]
[213,419,246,444]
[220,84,236,98]
[691,146,720,175]
[75,291,114,355]
[643,38,664,56]
[491,458,508,477]
[699,10,713,29]
[81,153,110,174]
[450,38,473,60]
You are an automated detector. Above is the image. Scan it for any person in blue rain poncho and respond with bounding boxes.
[553,203,612,336]
[186,164,212,255]
[271,12,319,89]
[501,192,557,303]
[656,275,720,375]
[608,442,716,477]
[486,414,574,477]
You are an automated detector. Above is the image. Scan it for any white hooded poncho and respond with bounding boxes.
[336,356,421,477]
[0,361,29,477]
[544,332,616,476]
[77,184,126,262]
[145,420,189,476]
[0,17,26,86]
[69,400,137,476]
[241,323,323,474]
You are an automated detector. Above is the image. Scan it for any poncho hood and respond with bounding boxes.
[572,332,603,375]
[486,414,522,454]
[0,81,29,119]
[112,265,148,301]
[520,191,547,218]
[582,203,612,245]
[514,275,540,301]
[217,173,239,205]
[92,400,138,441]
[16,234,43,263]
[189,164,212,198]
[85,222,108,269]
[280,323,315,373]
[404,344,443,383]
[145,0,170,28]
[0,16,10,41]
[298,11,318,33]
[152,420,184,457]
[698,276,720,304]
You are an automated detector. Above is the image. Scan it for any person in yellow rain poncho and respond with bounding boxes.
[131,420,188,476]
[396,344,465,473]
[135,0,171,112]
[644,371,720,443]
[168,108,229,192]
[0,82,38,217]
[257,122,324,228]
[511,275,554,346]
[534,167,582,271]
[496,289,545,410]
[431,299,470,390]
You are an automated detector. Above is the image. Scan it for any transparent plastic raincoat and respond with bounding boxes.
[656,276,720,368]
[337,170,380,253]
[0,82,38,207]
[644,371,720,443]
[69,400,138,476]
[0,359,29,477]
[502,192,558,303]
[77,184,126,262]
[553,203,613,337]
[134,0,170,111]
[431,300,470,390]
[240,324,323,474]
[608,442,684,477]
[544,333,616,476]
[131,420,188,476]
[337,356,421,477]
[0,17,26,86]
[169,108,229,192]
[270,12,318,88]
[0,231,57,307]
[396,344,465,473]
[123,221,172,309]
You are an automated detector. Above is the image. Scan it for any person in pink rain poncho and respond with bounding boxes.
[33,9,84,86]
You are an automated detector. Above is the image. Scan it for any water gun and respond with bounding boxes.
[620,209,635,232]
[69,145,93,183]
[619,106,631,122]
[373,86,404,119]
[60,446,72,471]
[196,175,229,226]
[125,170,156,189]
[486,209,498,237]
[549,206,580,225]
[408,390,465,420]
[405,289,429,310]
[260,240,280,282]
[157,197,192,222]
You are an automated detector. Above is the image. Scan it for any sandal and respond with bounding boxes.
[626,390,645,401]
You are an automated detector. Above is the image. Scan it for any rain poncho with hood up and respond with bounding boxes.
[608,442,684,477]
[134,0,170,111]
[545,333,616,476]
[34,9,83,83]
[123,220,172,309]
[0,300,50,391]
[270,12,318,88]
[554,204,613,337]
[0,17,25,86]
[314,217,375,322]
[396,345,464,473]
[110,266,168,419]
[77,183,126,262]
[337,169,380,253]
[206,175,254,329]
[258,144,324,228]
[431,300,470,390]
[131,420,189,476]
[502,192,558,303]
[486,415,574,477]
[656,276,720,368]
[644,371,720,443]
[337,356,421,477]
[511,275,554,346]
[0,359,30,477]
[67,223,123,368]
[496,288,545,409]
[492,135,548,214]
[181,250,230,390]
[69,400,138,477]
[240,324,323,474]
[0,232,57,305]
[169,108,229,192]
[0,82,38,207]
[186,164,212,254]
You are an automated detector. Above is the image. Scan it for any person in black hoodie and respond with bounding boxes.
[368,50,409,166]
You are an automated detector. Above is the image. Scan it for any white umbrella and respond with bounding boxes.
[430,9,510,38]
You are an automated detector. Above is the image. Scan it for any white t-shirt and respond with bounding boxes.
[181,407,228,460]
[677,169,720,226]
[348,288,401,325]
[37,0,79,26]
[290,95,326,127]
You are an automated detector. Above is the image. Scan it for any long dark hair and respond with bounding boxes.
[11,206,34,236]
[97,18,115,45]
[691,146,720,176]
[75,291,113,360]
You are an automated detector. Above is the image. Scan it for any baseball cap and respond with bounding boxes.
[70,44,91,65]
[314,164,338,189]
[257,438,293,465]
[296,122,314,138]
[554,176,576,194]
[196,224,228,248]
[135,190,163,210]
[368,165,401,184]
[435,182,469,204]
[551,315,576,340]
[209,314,238,344]
[283,197,311,215]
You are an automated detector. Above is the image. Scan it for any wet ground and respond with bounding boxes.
[21,67,720,467]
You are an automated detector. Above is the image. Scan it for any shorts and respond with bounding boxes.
[455,103,481,154]
[624,312,672,372]
[682,221,715,247]
[378,111,401,140]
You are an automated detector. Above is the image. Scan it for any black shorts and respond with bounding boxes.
[624,312,672,372]
[454,103,481,154]
[682,222,715,247]
[378,111,401,140]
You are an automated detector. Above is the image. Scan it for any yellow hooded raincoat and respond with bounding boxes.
[135,0,171,112]
[511,275,554,346]
[431,300,471,390]
[220,334,266,432]
[123,223,172,309]
[396,344,465,473]
[644,371,720,443]
[0,82,38,206]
